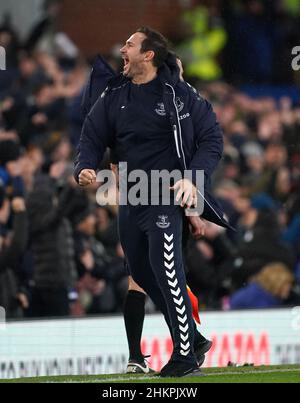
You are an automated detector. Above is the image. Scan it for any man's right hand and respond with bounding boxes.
[78,169,97,186]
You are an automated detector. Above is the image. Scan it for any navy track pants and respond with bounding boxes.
[119,204,198,365]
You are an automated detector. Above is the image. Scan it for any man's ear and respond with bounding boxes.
[144,50,155,62]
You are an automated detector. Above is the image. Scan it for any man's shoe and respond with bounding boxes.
[160,360,204,378]
[126,357,155,374]
[194,339,213,367]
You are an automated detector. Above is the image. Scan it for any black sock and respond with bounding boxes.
[123,290,146,361]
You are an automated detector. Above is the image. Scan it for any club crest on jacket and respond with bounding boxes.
[155,97,184,116]
[155,102,166,116]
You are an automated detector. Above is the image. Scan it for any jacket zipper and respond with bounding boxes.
[166,83,228,225]
[173,124,181,158]
[166,83,187,167]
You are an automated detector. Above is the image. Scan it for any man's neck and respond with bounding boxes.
[132,68,158,85]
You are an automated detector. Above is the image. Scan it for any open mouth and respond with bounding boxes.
[123,56,129,68]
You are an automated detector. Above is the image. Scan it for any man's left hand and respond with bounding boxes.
[187,215,206,239]
[171,179,197,208]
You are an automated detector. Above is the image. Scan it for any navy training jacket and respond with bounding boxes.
[75,54,233,230]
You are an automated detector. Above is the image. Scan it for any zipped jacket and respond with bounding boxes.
[75,54,233,229]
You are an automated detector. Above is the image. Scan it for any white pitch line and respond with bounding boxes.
[45,375,155,383]
[205,368,300,377]
[45,368,300,383]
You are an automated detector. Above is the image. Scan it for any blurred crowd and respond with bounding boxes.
[220,0,300,84]
[186,82,300,309]
[0,0,300,319]
[0,0,126,319]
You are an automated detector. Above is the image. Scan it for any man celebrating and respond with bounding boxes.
[75,27,228,377]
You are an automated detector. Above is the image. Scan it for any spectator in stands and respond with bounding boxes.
[95,206,119,256]
[230,262,294,309]
[283,213,300,261]
[0,194,28,318]
[0,143,28,318]
[186,221,236,309]
[20,79,66,147]
[230,205,295,290]
[26,161,77,317]
[74,208,117,314]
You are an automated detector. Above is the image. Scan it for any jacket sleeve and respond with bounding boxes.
[187,89,223,184]
[74,95,114,182]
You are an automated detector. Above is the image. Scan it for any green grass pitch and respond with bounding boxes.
[1,365,300,383]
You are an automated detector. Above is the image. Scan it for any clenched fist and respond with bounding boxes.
[11,197,26,213]
[78,169,97,186]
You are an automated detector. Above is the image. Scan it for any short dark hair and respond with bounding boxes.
[136,26,169,68]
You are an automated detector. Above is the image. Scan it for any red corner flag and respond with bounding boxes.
[187,285,201,324]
